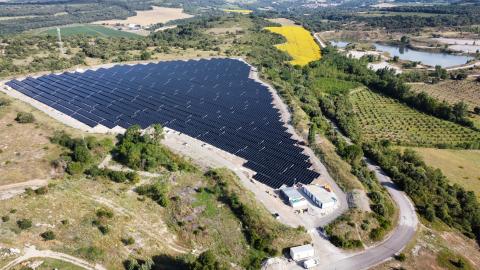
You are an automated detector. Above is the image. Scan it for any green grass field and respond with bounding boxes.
[40,24,140,38]
[350,89,480,147]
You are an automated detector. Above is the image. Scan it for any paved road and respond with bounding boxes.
[313,119,418,269]
[317,160,418,270]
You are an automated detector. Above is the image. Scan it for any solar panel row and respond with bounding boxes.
[6,58,320,188]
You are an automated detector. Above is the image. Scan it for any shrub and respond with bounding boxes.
[136,181,170,207]
[96,208,114,219]
[40,230,56,240]
[121,236,135,246]
[98,225,110,235]
[395,253,406,262]
[72,145,92,163]
[15,112,35,123]
[66,162,85,175]
[34,186,48,195]
[1,215,9,222]
[369,227,385,241]
[0,97,11,107]
[76,246,104,261]
[17,219,32,230]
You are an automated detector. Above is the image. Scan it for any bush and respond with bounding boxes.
[96,208,114,219]
[2,215,9,222]
[0,97,11,107]
[136,181,170,207]
[76,246,104,261]
[15,112,35,123]
[369,227,385,241]
[121,236,135,246]
[34,186,48,195]
[17,219,32,230]
[66,162,85,175]
[395,253,406,262]
[40,230,56,241]
[98,225,110,235]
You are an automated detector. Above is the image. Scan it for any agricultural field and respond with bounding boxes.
[222,9,253,14]
[40,24,141,38]
[349,89,480,147]
[265,26,321,66]
[94,7,193,27]
[409,79,480,111]
[407,147,480,199]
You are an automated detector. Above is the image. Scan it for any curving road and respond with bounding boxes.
[314,119,418,269]
[0,245,106,270]
[317,160,418,270]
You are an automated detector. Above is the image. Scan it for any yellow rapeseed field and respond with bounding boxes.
[222,9,253,14]
[265,26,321,66]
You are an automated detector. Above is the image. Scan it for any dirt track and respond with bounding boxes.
[0,245,106,270]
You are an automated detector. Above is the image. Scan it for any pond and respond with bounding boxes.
[373,43,473,68]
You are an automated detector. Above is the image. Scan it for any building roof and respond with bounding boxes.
[290,244,314,254]
[281,187,304,201]
[303,185,335,204]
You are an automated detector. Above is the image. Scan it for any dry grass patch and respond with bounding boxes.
[0,94,61,185]
[0,176,183,269]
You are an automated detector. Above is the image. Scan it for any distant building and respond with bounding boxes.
[281,187,308,208]
[290,244,315,261]
[302,185,336,209]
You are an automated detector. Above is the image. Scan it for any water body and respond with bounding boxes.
[330,40,349,48]
[374,43,473,68]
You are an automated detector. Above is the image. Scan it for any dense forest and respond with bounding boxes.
[285,2,480,32]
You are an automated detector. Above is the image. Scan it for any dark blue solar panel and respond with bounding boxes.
[6,59,319,188]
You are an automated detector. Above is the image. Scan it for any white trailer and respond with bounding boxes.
[290,244,314,261]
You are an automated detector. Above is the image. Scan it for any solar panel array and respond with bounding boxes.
[6,59,319,188]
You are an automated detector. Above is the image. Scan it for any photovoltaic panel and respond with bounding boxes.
[6,59,320,188]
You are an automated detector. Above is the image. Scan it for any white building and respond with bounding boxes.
[302,185,336,209]
[281,187,308,208]
[290,244,315,261]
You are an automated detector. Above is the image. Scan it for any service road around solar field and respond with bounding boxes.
[0,58,347,226]
[0,58,417,270]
